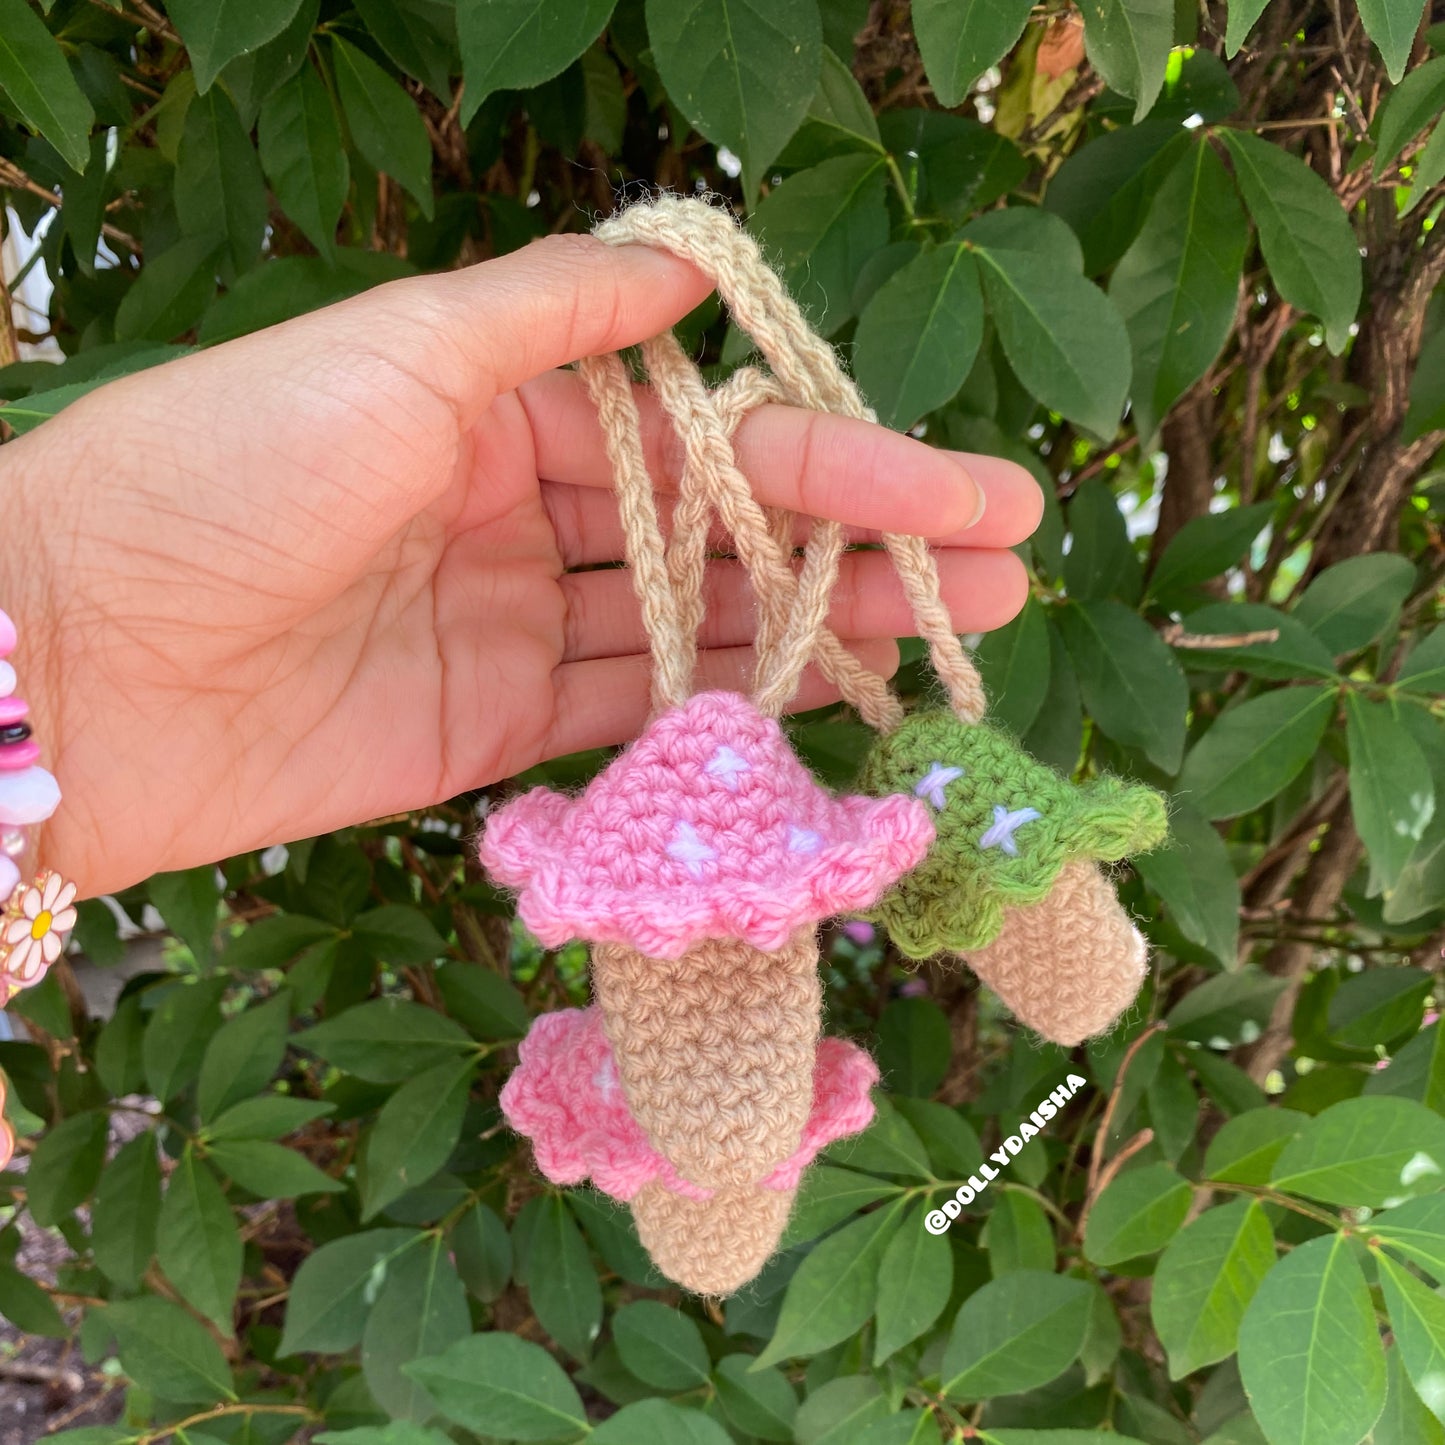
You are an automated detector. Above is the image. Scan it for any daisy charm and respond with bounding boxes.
[1,870,78,995]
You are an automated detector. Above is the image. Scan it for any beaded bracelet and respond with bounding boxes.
[0,606,75,1169]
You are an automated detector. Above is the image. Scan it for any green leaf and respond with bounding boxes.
[168,0,306,92]
[1203,1107,1309,1185]
[876,997,953,1098]
[279,1228,421,1355]
[713,1354,798,1441]
[792,1377,891,1444]
[613,1300,711,1389]
[1272,1095,1445,1206]
[92,1133,161,1289]
[1368,1023,1445,1113]
[784,46,882,160]
[755,1199,907,1366]
[1375,55,1445,169]
[1081,0,1174,121]
[26,1110,107,1226]
[361,1054,473,1219]
[1357,0,1428,81]
[158,1147,242,1333]
[1045,121,1191,275]
[1377,1249,1445,1424]
[0,0,95,171]
[1346,695,1436,892]
[208,1138,343,1197]
[1151,1199,1276,1378]
[351,906,448,965]
[941,1270,1092,1401]
[1135,805,1241,964]
[434,961,531,1039]
[1062,478,1143,603]
[1401,627,1445,693]
[144,976,228,1102]
[362,1233,471,1421]
[405,1332,588,1441]
[913,0,1033,107]
[826,1095,932,1179]
[874,1203,954,1361]
[197,991,291,1123]
[0,1258,66,1337]
[1376,1195,1445,1280]
[1237,1233,1386,1445]
[106,1296,236,1405]
[450,1200,512,1302]
[1150,502,1275,601]
[114,236,219,343]
[356,0,456,99]
[1293,553,1416,654]
[175,86,269,276]
[1403,326,1445,443]
[1225,0,1272,55]
[150,866,222,963]
[986,1188,1056,1275]
[522,1194,602,1359]
[207,1094,334,1141]
[222,912,337,970]
[893,1098,984,1179]
[331,33,435,218]
[853,242,984,429]
[1084,1162,1193,1266]
[95,995,147,1097]
[591,1401,733,1445]
[1220,129,1362,353]
[1170,600,1338,680]
[749,153,888,336]
[1377,1341,1445,1445]
[972,239,1131,439]
[296,997,473,1081]
[258,64,348,260]
[645,0,822,193]
[458,0,614,117]
[318,1428,453,1445]
[1110,139,1249,441]
[778,1165,903,1249]
[1054,599,1189,771]
[1178,684,1336,819]
[879,109,1026,222]
[217,0,319,125]
[974,593,1050,738]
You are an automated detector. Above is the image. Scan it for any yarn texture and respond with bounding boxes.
[858,710,1167,956]
[499,1006,879,1199]
[481,691,933,959]
[963,859,1150,1045]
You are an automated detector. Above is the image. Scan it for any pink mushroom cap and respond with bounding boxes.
[499,1006,879,1201]
[481,690,934,958]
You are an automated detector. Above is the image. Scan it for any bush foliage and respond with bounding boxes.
[2,1,1445,1443]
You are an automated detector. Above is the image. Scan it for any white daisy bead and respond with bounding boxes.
[0,766,60,825]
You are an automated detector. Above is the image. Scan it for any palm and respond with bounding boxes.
[2,240,1038,897]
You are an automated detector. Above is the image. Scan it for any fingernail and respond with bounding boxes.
[964,472,987,529]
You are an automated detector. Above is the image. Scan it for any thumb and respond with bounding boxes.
[374,232,715,420]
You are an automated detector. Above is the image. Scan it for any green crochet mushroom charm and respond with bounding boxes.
[857,710,1168,958]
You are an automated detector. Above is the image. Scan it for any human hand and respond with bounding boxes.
[0,234,1041,898]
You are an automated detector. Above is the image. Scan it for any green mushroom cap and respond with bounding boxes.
[856,711,1168,957]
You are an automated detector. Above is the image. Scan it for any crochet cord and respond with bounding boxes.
[593,197,987,727]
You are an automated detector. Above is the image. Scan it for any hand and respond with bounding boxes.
[0,234,1042,897]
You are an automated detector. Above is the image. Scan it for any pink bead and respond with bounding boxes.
[0,740,39,770]
[0,611,13,659]
[0,697,26,726]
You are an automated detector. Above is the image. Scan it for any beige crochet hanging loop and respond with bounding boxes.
[589,195,988,728]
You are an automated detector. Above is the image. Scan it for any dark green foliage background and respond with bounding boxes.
[1,1,1444,1443]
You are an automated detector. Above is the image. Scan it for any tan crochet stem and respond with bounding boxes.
[594,196,987,727]
[592,928,821,1189]
[962,859,1148,1047]
[632,1183,795,1296]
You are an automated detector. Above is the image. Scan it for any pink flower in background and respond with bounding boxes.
[842,920,877,946]
[500,1007,879,1200]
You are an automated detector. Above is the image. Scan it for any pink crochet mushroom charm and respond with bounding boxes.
[500,1006,880,1295]
[481,690,933,1194]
